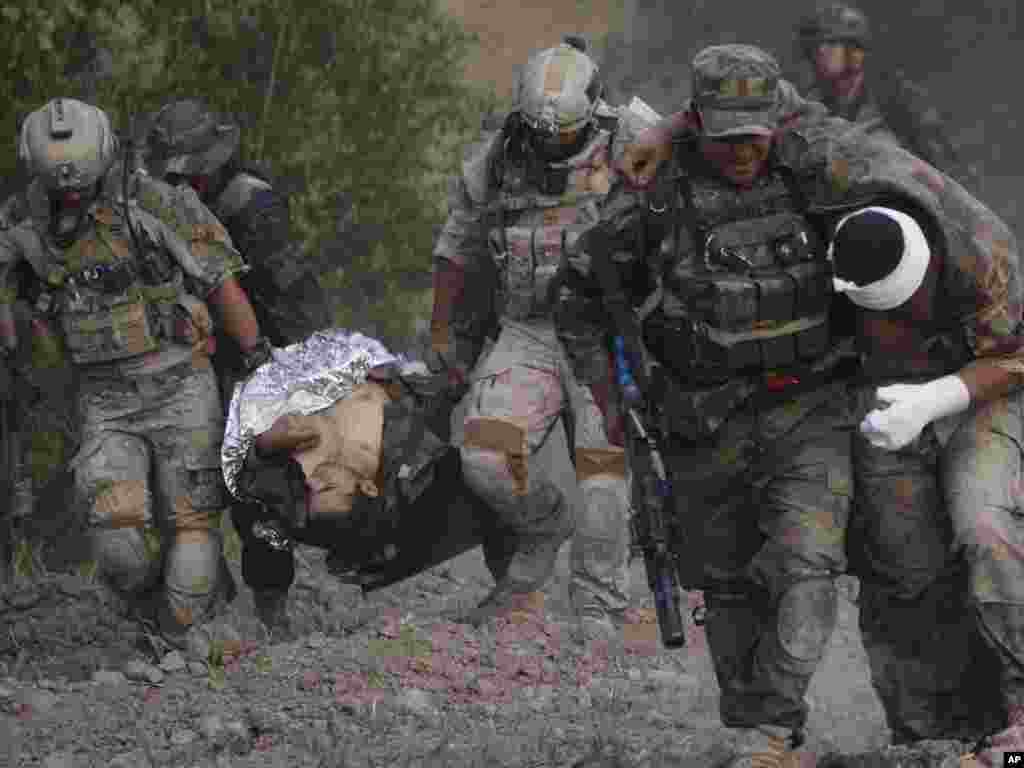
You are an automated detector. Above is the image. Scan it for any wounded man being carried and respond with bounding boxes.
[221,329,493,631]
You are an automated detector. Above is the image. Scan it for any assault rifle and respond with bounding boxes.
[581,218,685,648]
[612,336,686,648]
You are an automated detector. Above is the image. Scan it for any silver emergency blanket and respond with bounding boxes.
[221,328,426,498]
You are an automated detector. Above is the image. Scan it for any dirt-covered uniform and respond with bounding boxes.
[578,43,1021,764]
[143,99,334,631]
[800,110,1024,755]
[0,99,259,648]
[432,39,661,624]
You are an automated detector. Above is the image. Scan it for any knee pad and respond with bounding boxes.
[777,578,838,663]
[91,527,161,595]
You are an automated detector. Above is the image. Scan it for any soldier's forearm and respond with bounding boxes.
[959,359,1024,405]
[429,257,467,359]
[208,277,263,351]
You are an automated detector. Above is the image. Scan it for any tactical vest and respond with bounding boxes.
[487,128,616,322]
[651,162,832,385]
[32,206,198,366]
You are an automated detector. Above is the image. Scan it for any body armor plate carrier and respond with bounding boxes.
[649,165,831,386]
[39,207,198,365]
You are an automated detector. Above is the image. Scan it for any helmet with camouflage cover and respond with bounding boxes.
[691,44,784,139]
[146,98,240,181]
[514,35,603,140]
[18,98,118,194]
[798,3,872,57]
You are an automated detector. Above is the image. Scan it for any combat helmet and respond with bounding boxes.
[797,3,872,57]
[19,98,118,195]
[513,36,604,141]
[18,98,119,243]
[146,99,240,183]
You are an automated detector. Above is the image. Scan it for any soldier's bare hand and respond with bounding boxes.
[620,135,673,189]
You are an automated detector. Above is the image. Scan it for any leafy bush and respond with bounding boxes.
[0,0,494,344]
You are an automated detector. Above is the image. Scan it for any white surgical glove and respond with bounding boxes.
[860,374,971,451]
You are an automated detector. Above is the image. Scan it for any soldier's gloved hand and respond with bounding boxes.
[241,336,275,377]
[860,375,970,451]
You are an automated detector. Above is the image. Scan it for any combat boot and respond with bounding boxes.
[720,726,806,768]
[466,585,547,626]
[465,532,562,626]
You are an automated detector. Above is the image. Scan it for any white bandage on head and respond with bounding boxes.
[829,206,931,311]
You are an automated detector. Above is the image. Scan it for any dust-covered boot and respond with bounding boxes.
[466,585,547,627]
[156,556,240,663]
[465,533,562,626]
[721,725,805,768]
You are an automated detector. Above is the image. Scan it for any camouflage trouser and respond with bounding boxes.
[456,319,629,606]
[668,381,853,731]
[850,385,1024,742]
[70,361,229,635]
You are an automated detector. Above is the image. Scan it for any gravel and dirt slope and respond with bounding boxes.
[2,539,895,768]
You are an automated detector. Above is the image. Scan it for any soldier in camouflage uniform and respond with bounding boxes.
[580,43,1024,766]
[430,37,660,632]
[795,2,979,191]
[575,45,855,767]
[142,98,335,632]
[0,98,275,657]
[144,98,333,350]
[827,199,1024,761]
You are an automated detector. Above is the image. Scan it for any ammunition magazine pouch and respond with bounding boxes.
[653,211,832,386]
[59,280,207,366]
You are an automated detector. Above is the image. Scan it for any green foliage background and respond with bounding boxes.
[0,0,496,506]
[0,0,495,346]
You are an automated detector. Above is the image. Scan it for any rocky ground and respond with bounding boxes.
[3,521,968,768]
